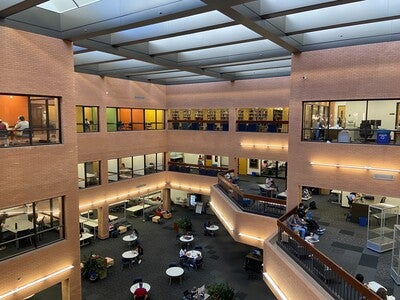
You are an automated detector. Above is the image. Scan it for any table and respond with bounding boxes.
[206,225,219,232]
[126,204,151,214]
[258,184,277,197]
[122,250,139,259]
[80,232,94,247]
[330,190,342,204]
[166,266,184,284]
[367,281,386,293]
[305,235,319,244]
[277,191,287,200]
[122,234,137,247]
[186,250,202,259]
[180,235,194,247]
[4,217,35,249]
[130,282,151,294]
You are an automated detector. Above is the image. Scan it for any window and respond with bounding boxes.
[108,153,165,182]
[167,108,229,131]
[76,106,99,132]
[0,94,61,147]
[78,161,101,189]
[236,107,289,133]
[302,99,398,144]
[106,107,165,132]
[0,196,64,261]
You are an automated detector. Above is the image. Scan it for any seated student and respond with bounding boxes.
[133,244,144,264]
[179,246,188,262]
[133,282,148,300]
[286,212,307,238]
[297,203,325,235]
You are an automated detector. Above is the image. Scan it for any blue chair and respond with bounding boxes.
[206,123,215,131]
[238,123,247,131]
[222,123,229,131]
[191,123,200,130]
[267,124,278,132]
[247,124,258,132]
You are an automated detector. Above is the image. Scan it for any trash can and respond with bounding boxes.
[359,217,368,227]
[376,130,391,144]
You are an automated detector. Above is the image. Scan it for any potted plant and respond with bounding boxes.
[82,254,107,282]
[207,282,235,300]
[176,216,192,233]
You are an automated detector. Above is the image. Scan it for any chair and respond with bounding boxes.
[194,257,204,269]
[121,258,131,269]
[0,129,9,146]
[194,246,203,252]
[206,123,215,131]
[168,263,177,268]
[133,277,143,284]
[267,123,278,132]
[380,197,387,203]
[359,121,373,139]
[183,290,191,299]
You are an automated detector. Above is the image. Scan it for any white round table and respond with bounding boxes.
[179,235,194,243]
[206,225,219,231]
[166,266,184,284]
[130,282,151,294]
[186,250,202,259]
[122,234,137,242]
[122,250,138,259]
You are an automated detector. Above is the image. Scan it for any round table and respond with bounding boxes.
[206,225,219,231]
[130,282,151,294]
[122,250,138,259]
[179,235,194,243]
[166,266,184,284]
[186,250,202,259]
[122,234,137,242]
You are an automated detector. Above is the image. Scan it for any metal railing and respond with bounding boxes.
[277,208,380,300]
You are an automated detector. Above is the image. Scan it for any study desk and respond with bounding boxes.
[80,232,94,247]
[3,217,34,249]
[125,204,151,215]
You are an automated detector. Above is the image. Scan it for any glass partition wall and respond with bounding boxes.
[0,196,64,261]
[106,107,165,132]
[302,99,400,144]
[0,94,61,147]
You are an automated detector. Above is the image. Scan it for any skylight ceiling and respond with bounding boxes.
[1,0,400,85]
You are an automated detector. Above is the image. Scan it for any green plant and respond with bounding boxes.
[176,216,192,233]
[82,254,107,281]
[207,282,235,300]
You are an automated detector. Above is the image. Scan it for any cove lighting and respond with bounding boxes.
[238,232,264,242]
[241,143,288,150]
[263,272,288,300]
[0,265,74,299]
[310,162,400,173]
[209,202,234,231]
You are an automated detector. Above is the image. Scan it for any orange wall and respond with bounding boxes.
[0,95,29,126]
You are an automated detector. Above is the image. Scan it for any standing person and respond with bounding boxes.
[84,118,91,132]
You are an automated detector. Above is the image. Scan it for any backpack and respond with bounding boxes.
[309,200,317,210]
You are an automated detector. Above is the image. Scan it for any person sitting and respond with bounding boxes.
[133,282,148,300]
[355,273,365,284]
[297,204,325,235]
[179,246,188,262]
[14,115,29,134]
[286,212,307,238]
[347,192,357,206]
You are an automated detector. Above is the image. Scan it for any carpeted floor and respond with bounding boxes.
[80,204,276,300]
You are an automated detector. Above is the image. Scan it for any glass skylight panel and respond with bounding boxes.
[74,51,125,65]
[148,25,260,55]
[37,0,100,13]
[209,60,291,73]
[110,10,233,45]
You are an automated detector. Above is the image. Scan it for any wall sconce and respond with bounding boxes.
[310,161,400,173]
[241,143,288,150]
[0,265,74,299]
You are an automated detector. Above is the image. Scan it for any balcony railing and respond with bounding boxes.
[168,162,228,176]
[217,172,286,218]
[277,208,381,300]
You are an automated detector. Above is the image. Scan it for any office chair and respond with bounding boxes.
[121,258,131,269]
[133,277,143,284]
[359,121,373,140]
